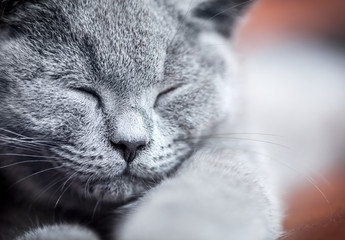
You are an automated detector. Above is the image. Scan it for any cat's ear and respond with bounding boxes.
[0,0,49,37]
[0,0,33,19]
[192,0,251,36]
[0,0,50,24]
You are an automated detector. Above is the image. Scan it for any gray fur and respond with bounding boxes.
[0,0,230,203]
[0,0,280,240]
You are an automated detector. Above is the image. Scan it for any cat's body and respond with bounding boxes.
[115,42,345,240]
[1,0,344,240]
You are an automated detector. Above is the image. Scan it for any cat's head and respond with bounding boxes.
[0,0,242,204]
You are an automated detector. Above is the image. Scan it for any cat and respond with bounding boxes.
[3,0,343,239]
[0,0,255,239]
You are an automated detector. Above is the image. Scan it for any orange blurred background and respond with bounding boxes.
[235,0,345,51]
[235,0,345,239]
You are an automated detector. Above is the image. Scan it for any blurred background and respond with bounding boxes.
[236,0,345,239]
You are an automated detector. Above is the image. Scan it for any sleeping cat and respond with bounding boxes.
[2,0,343,240]
[0,0,255,239]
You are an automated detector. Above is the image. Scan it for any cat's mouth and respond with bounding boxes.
[67,159,185,203]
[82,173,160,202]
[48,143,194,202]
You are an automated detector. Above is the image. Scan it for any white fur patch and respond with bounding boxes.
[17,224,99,240]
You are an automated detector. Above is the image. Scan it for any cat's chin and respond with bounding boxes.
[72,173,162,203]
[83,159,185,203]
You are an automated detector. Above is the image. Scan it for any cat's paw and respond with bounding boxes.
[16,224,100,240]
[118,212,275,240]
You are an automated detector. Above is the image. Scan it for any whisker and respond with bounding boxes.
[169,0,195,47]
[61,171,78,191]
[189,133,331,188]
[9,165,64,189]
[0,134,50,144]
[0,140,47,152]
[177,136,293,150]
[0,127,31,139]
[205,0,254,22]
[178,132,286,138]
[84,175,94,198]
[0,128,53,145]
[213,133,285,137]
[190,142,330,204]
[0,136,53,149]
[92,198,101,221]
[0,159,56,169]
[251,149,330,204]
[182,43,232,56]
[0,153,59,159]
[28,176,64,211]
[54,179,74,209]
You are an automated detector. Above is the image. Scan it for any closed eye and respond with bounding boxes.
[71,87,102,107]
[154,83,184,107]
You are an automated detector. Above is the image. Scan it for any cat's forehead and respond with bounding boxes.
[3,0,199,93]
[62,1,180,87]
[70,0,176,48]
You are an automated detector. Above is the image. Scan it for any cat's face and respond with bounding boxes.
[0,0,234,203]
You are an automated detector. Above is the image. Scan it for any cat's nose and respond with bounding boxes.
[110,111,149,163]
[114,140,146,163]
